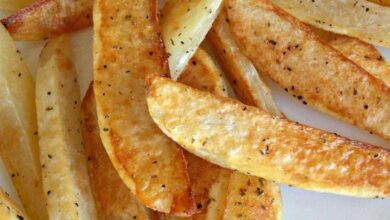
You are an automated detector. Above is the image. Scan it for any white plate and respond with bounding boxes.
[1,11,389,220]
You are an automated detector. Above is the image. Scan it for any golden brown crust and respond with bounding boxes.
[93,0,195,216]
[226,0,390,141]
[369,0,390,6]
[147,76,390,198]
[81,84,157,220]
[1,0,92,41]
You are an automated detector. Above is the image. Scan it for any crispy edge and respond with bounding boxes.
[0,188,29,220]
[1,0,93,41]
[146,76,390,198]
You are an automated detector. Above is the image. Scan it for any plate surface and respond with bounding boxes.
[0,10,389,220]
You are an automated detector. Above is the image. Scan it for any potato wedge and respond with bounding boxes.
[313,29,390,87]
[81,84,157,220]
[160,0,223,80]
[1,0,93,41]
[0,188,29,220]
[0,0,32,11]
[147,76,390,198]
[226,0,390,141]
[93,0,195,215]
[208,10,281,116]
[271,0,390,48]
[36,35,97,219]
[0,24,47,220]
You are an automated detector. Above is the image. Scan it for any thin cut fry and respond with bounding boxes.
[0,188,29,220]
[0,0,32,11]
[36,35,97,219]
[1,0,93,41]
[271,0,390,48]
[226,0,390,140]
[0,24,47,220]
[160,0,223,80]
[208,10,281,115]
[93,0,195,215]
[313,29,390,87]
[146,76,390,198]
[81,84,157,220]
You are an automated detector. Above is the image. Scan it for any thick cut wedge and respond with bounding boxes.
[1,0,93,41]
[208,10,281,115]
[81,85,157,220]
[93,0,195,215]
[0,188,29,220]
[36,35,97,220]
[271,0,390,48]
[0,0,32,11]
[226,0,390,141]
[160,0,223,80]
[147,76,390,198]
[313,29,390,87]
[0,24,47,220]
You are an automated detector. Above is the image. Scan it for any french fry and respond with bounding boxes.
[0,24,47,220]
[271,0,390,48]
[313,29,390,87]
[81,84,158,220]
[226,0,390,141]
[208,10,281,116]
[0,188,29,220]
[0,0,32,11]
[36,35,97,219]
[164,48,282,220]
[93,0,195,215]
[1,0,93,41]
[146,76,390,198]
[160,0,223,80]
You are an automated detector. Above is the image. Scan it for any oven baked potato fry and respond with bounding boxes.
[160,0,223,80]
[36,35,97,219]
[1,0,93,41]
[164,48,282,220]
[226,0,390,141]
[93,0,195,215]
[146,76,390,198]
[81,84,157,220]
[313,29,390,87]
[0,188,29,220]
[0,24,47,220]
[208,10,281,115]
[0,0,32,11]
[271,0,390,48]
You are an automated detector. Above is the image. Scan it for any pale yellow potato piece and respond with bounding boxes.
[1,0,93,41]
[271,0,390,48]
[147,76,390,198]
[160,0,223,80]
[93,0,195,215]
[36,35,97,220]
[0,24,47,220]
[226,0,390,141]
[313,29,390,87]
[81,85,158,220]
[0,0,32,11]
[0,188,29,220]
[208,10,281,116]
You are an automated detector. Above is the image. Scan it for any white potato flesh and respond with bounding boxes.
[0,24,48,220]
[161,0,223,80]
[36,35,97,220]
